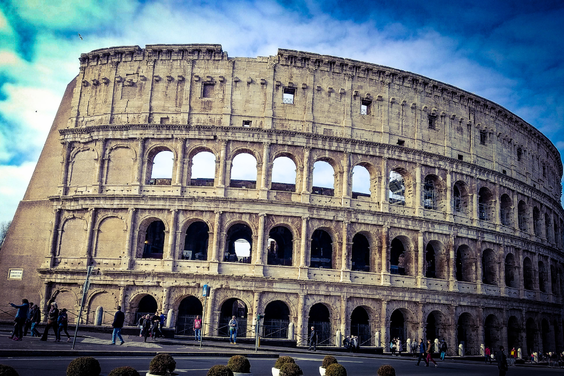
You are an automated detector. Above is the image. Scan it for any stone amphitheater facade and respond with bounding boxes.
[1,44,563,354]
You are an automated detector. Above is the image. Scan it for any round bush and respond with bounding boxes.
[66,357,101,376]
[227,355,251,373]
[274,356,295,369]
[279,363,303,376]
[377,365,396,376]
[108,366,140,376]
[325,363,347,376]
[149,354,176,375]
[207,365,234,376]
[322,356,338,368]
[0,364,20,376]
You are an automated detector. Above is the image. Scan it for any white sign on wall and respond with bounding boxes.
[8,268,23,280]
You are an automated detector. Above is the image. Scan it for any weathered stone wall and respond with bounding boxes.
[1,44,563,354]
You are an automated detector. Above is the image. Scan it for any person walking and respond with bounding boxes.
[426,339,438,367]
[40,301,59,341]
[390,338,396,355]
[151,312,161,338]
[193,315,202,342]
[416,338,428,366]
[30,303,41,337]
[496,346,508,376]
[23,302,34,336]
[228,315,238,344]
[509,347,516,366]
[440,339,448,361]
[308,326,317,351]
[142,314,151,342]
[9,298,29,341]
[111,306,125,345]
[485,347,492,364]
[57,308,71,342]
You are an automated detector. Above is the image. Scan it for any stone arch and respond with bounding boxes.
[312,158,336,196]
[86,291,117,325]
[219,297,248,338]
[68,148,97,187]
[351,306,371,345]
[425,240,446,279]
[478,186,493,221]
[456,244,475,282]
[93,216,127,259]
[351,164,371,198]
[230,149,258,189]
[263,300,291,339]
[351,232,370,272]
[176,295,203,336]
[457,312,477,355]
[389,167,414,206]
[505,253,518,288]
[105,145,136,185]
[541,318,552,352]
[224,221,253,263]
[533,206,541,236]
[146,145,175,184]
[390,235,414,276]
[538,260,547,293]
[267,225,294,266]
[500,194,513,226]
[59,216,87,258]
[484,314,502,350]
[310,228,333,269]
[453,180,470,215]
[423,174,445,211]
[308,302,332,345]
[180,220,210,261]
[526,317,538,354]
[133,294,158,325]
[524,257,534,290]
[518,200,528,232]
[53,288,80,324]
[482,248,497,285]
[271,154,297,192]
[189,148,216,186]
[138,217,167,259]
[507,316,522,351]
[426,310,448,343]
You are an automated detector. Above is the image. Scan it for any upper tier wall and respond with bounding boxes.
[71,44,563,201]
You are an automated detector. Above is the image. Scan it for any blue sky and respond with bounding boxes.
[0,0,563,223]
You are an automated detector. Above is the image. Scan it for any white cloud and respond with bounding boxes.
[0,162,35,223]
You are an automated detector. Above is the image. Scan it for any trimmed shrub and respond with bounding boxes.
[66,357,101,376]
[279,363,303,376]
[0,364,20,376]
[325,363,347,376]
[322,356,338,368]
[274,356,295,369]
[227,355,251,373]
[207,365,234,376]
[377,365,396,376]
[149,354,176,375]
[108,366,140,376]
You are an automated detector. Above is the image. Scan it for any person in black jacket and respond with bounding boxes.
[308,326,317,351]
[30,303,41,337]
[496,346,508,376]
[111,306,125,345]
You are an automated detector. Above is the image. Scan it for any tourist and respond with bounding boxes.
[29,303,41,337]
[440,339,448,361]
[509,347,516,366]
[193,315,202,341]
[308,325,317,351]
[111,305,125,345]
[23,302,34,336]
[57,308,71,342]
[426,339,438,367]
[485,346,492,363]
[416,338,428,366]
[9,298,29,341]
[151,312,161,338]
[228,315,238,344]
[496,346,508,376]
[40,301,59,341]
[390,338,396,355]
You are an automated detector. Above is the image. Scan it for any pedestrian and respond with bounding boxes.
[151,312,161,338]
[142,314,151,342]
[57,308,71,342]
[397,338,402,356]
[228,315,238,344]
[496,346,508,376]
[30,303,41,337]
[416,338,428,366]
[440,339,448,361]
[485,346,492,363]
[137,315,144,337]
[343,335,351,351]
[390,338,396,355]
[9,298,29,341]
[308,325,317,351]
[426,339,438,367]
[23,302,34,336]
[111,305,125,345]
[193,315,202,341]
[40,301,59,341]
[411,338,418,355]
[509,347,516,366]
[159,312,166,334]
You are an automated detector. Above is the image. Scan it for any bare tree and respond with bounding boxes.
[0,221,12,247]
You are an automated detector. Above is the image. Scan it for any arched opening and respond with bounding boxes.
[271,156,297,192]
[263,301,290,339]
[533,207,541,237]
[507,316,521,351]
[310,229,333,269]
[136,295,158,324]
[351,306,371,345]
[505,253,517,288]
[539,261,547,292]
[390,237,410,276]
[457,313,475,355]
[526,318,538,355]
[308,303,331,345]
[352,165,371,198]
[551,265,559,296]
[389,170,406,205]
[425,241,446,279]
[478,187,493,221]
[182,221,209,260]
[219,298,248,338]
[518,201,527,231]
[545,213,552,241]
[149,149,173,185]
[500,194,512,226]
[456,245,474,282]
[267,226,293,266]
[482,249,497,285]
[351,233,370,272]
[176,296,203,336]
[390,309,405,343]
[423,175,442,210]
[225,223,252,263]
[485,314,501,350]
[453,181,469,214]
[142,220,165,259]
[312,160,335,196]
[426,311,445,343]
[524,257,534,290]
[230,153,257,189]
[190,151,216,186]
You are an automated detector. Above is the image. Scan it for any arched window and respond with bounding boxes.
[533,207,541,236]
[545,213,552,241]
[351,233,370,272]
[136,295,158,324]
[271,156,296,192]
[523,257,534,290]
[389,170,406,205]
[149,150,173,185]
[453,181,469,214]
[482,249,497,285]
[219,298,247,338]
[308,303,331,345]
[478,187,493,221]
[456,245,474,282]
[351,307,371,345]
[485,315,501,350]
[264,301,290,338]
[312,160,334,196]
[230,153,257,189]
[426,241,446,279]
[310,229,333,268]
[182,221,209,260]
[423,175,438,210]
[142,221,165,259]
[267,226,293,266]
[390,237,411,276]
[518,201,527,231]
[176,296,203,336]
[539,261,547,292]
[190,151,216,186]
[505,253,517,288]
[225,223,252,263]
[500,194,512,226]
[352,165,371,198]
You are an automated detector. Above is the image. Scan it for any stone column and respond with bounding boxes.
[161,287,170,314]
[259,143,270,199]
[381,225,390,286]
[59,142,72,196]
[415,163,422,215]
[205,287,216,337]
[340,221,351,282]
[341,152,351,207]
[46,209,62,268]
[301,148,311,203]
[254,213,266,276]
[119,286,126,312]
[252,291,262,336]
[95,139,106,193]
[123,208,135,270]
[165,209,178,270]
[380,300,388,348]
[174,138,185,186]
[517,248,524,299]
[340,294,348,338]
[210,211,222,273]
[446,170,453,220]
[133,138,145,194]
[448,234,456,291]
[85,208,96,263]
[216,141,227,196]
[299,216,309,279]
[297,294,306,346]
[476,239,483,294]
[380,157,389,212]
[499,245,506,296]
[417,231,426,288]
[477,307,484,352]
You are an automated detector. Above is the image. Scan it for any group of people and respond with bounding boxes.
[137,312,166,342]
[389,337,403,355]
[416,339,439,367]
[343,335,360,352]
[9,294,72,343]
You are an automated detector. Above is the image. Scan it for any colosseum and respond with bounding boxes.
[1,44,563,355]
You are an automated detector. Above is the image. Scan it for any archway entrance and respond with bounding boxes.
[351,307,371,345]
[390,238,407,275]
[267,226,293,266]
[263,301,290,339]
[219,298,248,338]
[351,234,370,272]
[485,314,501,350]
[390,310,405,343]
[526,318,538,354]
[176,296,203,336]
[136,295,157,324]
[308,303,331,345]
[507,316,521,351]
[426,311,445,343]
[457,313,476,355]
